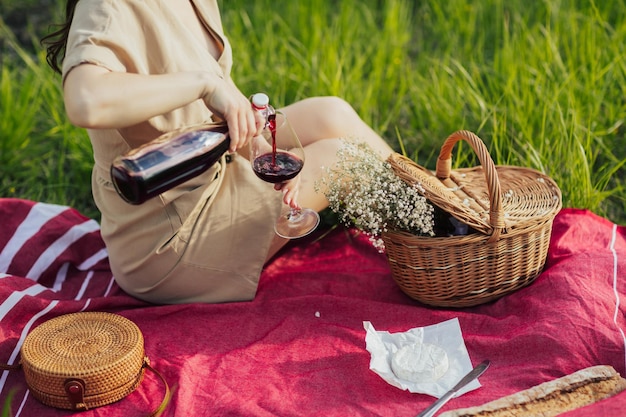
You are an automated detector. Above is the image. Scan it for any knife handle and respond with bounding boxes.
[415,390,455,417]
[415,360,490,417]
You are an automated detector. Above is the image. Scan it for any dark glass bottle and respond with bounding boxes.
[110,123,230,205]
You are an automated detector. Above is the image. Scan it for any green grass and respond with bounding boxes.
[1,388,13,417]
[1,0,625,223]
[1,7,95,216]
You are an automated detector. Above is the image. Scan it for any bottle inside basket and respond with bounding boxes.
[432,206,472,236]
[110,124,230,205]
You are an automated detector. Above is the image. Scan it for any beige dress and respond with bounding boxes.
[62,0,282,304]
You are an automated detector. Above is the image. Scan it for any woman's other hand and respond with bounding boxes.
[274,175,301,210]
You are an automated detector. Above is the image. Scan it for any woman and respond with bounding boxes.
[42,0,393,304]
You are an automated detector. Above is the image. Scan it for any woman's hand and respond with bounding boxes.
[202,78,264,153]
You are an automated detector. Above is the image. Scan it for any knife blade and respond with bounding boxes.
[416,359,490,417]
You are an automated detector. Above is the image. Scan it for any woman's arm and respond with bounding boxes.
[63,64,260,152]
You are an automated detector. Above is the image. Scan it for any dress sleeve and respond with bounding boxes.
[62,0,139,82]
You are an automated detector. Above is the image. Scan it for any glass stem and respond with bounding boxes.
[288,208,302,221]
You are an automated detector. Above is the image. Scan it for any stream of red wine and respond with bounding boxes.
[268,113,277,166]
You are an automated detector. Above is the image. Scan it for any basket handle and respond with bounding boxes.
[144,358,172,417]
[436,130,504,241]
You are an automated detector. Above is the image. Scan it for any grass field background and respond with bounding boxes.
[1,0,625,223]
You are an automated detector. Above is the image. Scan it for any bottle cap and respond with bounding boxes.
[251,93,270,109]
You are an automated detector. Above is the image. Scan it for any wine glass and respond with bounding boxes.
[250,111,320,239]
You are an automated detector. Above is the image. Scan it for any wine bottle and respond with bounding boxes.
[110,123,230,205]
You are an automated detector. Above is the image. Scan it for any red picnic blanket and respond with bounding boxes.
[0,197,625,416]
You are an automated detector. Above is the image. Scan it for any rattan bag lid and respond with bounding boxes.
[388,130,562,239]
[20,311,146,410]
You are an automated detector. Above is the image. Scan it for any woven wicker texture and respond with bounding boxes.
[382,130,562,307]
[20,312,146,410]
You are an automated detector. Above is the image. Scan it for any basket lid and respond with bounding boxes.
[388,130,562,239]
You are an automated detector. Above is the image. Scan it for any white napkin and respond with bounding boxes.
[363,318,480,398]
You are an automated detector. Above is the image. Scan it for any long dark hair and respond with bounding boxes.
[40,0,81,74]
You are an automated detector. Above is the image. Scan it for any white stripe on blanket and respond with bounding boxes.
[0,202,67,272]
[0,283,48,321]
[609,223,626,373]
[27,219,101,280]
[0,300,59,395]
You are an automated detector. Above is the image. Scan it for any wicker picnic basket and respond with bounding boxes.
[382,130,562,308]
[17,311,170,414]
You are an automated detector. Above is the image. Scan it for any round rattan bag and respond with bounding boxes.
[16,311,169,413]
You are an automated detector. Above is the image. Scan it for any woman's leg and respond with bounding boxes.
[265,96,393,260]
[281,96,392,155]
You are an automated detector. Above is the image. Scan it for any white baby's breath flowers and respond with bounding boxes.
[315,139,434,251]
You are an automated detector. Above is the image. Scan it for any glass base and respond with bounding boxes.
[275,208,320,239]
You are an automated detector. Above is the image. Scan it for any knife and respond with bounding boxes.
[416,359,490,417]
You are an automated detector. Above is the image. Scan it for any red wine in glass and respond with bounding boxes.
[253,112,304,182]
[252,151,304,183]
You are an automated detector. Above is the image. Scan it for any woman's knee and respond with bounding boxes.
[311,96,360,130]
[284,96,363,142]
